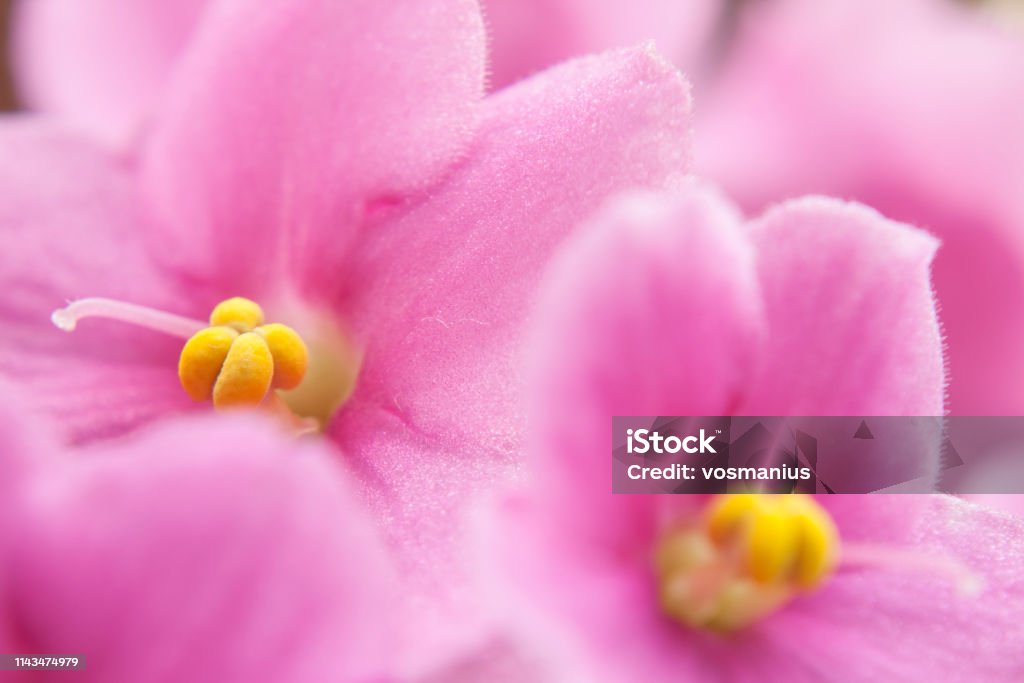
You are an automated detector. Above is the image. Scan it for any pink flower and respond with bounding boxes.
[0,0,692,664]
[0,389,400,682]
[696,0,1024,414]
[481,185,1024,681]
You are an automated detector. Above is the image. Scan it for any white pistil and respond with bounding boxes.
[51,298,207,339]
[841,543,984,597]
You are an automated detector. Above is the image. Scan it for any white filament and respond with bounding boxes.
[841,543,984,597]
[51,298,206,340]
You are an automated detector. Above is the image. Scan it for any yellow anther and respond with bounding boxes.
[788,497,840,588]
[209,297,264,331]
[655,494,840,632]
[254,323,309,390]
[212,332,274,408]
[177,298,310,411]
[706,493,758,545]
[178,326,239,401]
[745,503,800,584]
[704,494,837,589]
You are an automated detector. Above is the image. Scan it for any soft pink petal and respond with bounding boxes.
[696,0,1024,414]
[964,494,1024,518]
[12,0,210,147]
[523,185,762,542]
[521,188,942,536]
[488,493,1024,682]
[476,496,920,682]
[757,496,1024,682]
[483,0,722,89]
[480,494,714,683]
[328,46,692,667]
[329,405,520,675]
[333,42,691,561]
[2,413,398,682]
[742,198,944,415]
[0,119,199,444]
[142,0,486,297]
[337,45,692,456]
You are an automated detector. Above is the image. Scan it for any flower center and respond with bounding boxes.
[51,296,358,431]
[653,494,839,633]
[178,297,308,409]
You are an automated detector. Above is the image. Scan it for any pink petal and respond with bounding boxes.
[743,198,944,415]
[511,187,943,553]
[329,46,692,666]
[327,405,517,674]
[964,494,1024,517]
[0,120,198,444]
[338,45,692,456]
[483,0,721,90]
[759,495,1024,682]
[696,0,1024,414]
[141,0,487,296]
[489,493,1024,682]
[481,493,719,683]
[12,0,210,148]
[522,185,762,542]
[2,413,398,682]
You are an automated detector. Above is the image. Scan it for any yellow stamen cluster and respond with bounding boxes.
[178,297,309,409]
[654,494,839,632]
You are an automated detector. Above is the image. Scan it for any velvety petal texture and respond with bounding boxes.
[142,0,487,295]
[525,184,762,542]
[0,119,197,444]
[12,0,210,147]
[1,410,398,682]
[696,0,1024,414]
[744,198,944,415]
[328,45,692,667]
[338,45,692,459]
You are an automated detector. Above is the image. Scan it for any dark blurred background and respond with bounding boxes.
[0,0,15,110]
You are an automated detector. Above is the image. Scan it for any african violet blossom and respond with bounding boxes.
[482,185,1024,681]
[0,394,399,682]
[0,0,692,664]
